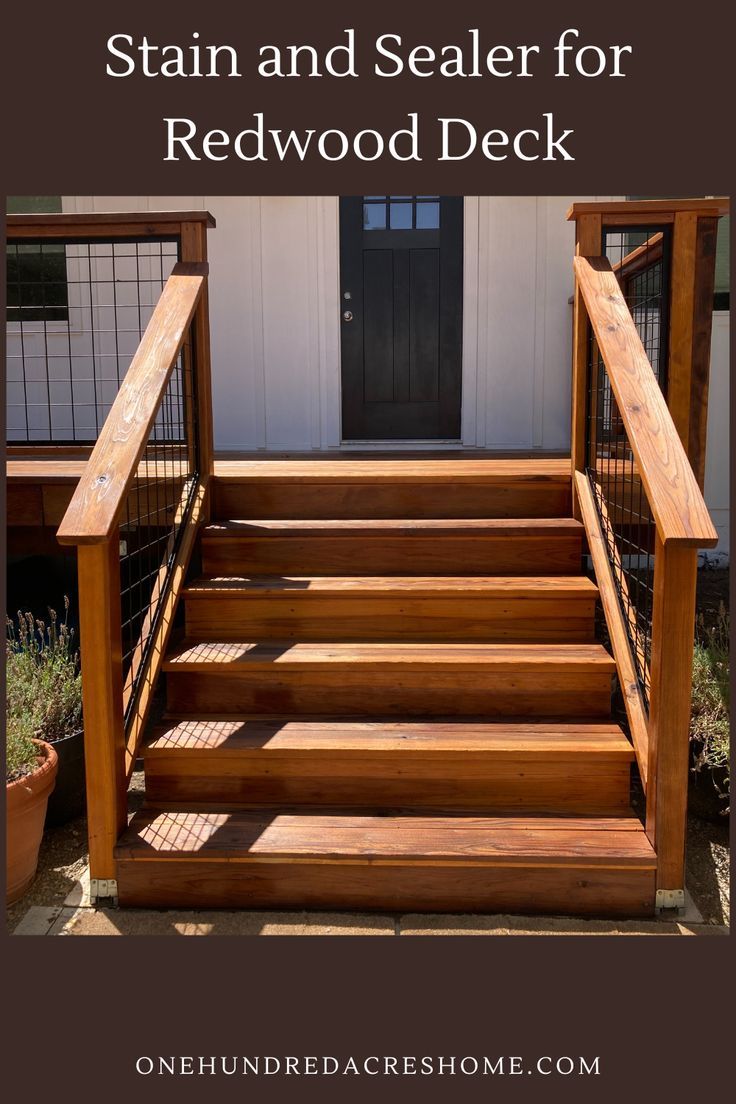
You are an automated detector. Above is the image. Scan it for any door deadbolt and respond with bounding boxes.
[343,310,353,322]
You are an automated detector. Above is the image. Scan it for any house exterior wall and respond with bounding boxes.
[52,195,731,551]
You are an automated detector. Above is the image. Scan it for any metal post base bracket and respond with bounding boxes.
[89,879,118,906]
[655,889,686,913]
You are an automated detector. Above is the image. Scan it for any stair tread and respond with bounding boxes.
[146,718,632,759]
[212,458,571,484]
[164,640,615,670]
[203,517,583,537]
[184,574,598,597]
[116,808,654,865]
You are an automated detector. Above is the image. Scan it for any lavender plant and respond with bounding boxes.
[6,597,82,748]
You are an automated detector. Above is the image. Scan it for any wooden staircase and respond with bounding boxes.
[115,460,656,916]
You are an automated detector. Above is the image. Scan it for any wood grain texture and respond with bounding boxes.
[573,256,718,547]
[180,221,215,485]
[571,213,602,484]
[211,458,572,484]
[6,485,43,526]
[183,574,598,643]
[164,640,617,671]
[144,718,633,813]
[688,216,719,488]
[201,518,584,576]
[567,199,728,220]
[163,641,615,717]
[117,809,653,862]
[76,536,127,881]
[212,480,571,520]
[115,859,656,915]
[667,212,698,459]
[146,718,632,756]
[7,211,216,235]
[574,472,650,786]
[115,810,656,914]
[56,266,204,545]
[646,534,699,891]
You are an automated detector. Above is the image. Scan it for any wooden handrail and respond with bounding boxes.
[567,198,729,222]
[56,263,205,546]
[573,256,718,548]
[575,472,649,785]
[611,232,664,282]
[7,210,216,239]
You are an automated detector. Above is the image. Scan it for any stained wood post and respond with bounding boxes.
[180,219,214,488]
[77,533,127,882]
[667,213,720,490]
[570,213,602,516]
[645,533,699,895]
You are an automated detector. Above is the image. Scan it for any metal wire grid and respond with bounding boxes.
[120,326,199,725]
[581,226,672,706]
[586,332,655,704]
[6,238,180,443]
[603,225,671,393]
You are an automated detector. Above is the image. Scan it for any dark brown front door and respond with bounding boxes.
[339,196,463,441]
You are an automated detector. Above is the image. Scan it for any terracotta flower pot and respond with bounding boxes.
[6,739,58,904]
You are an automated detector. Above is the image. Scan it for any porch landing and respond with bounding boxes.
[6,456,572,529]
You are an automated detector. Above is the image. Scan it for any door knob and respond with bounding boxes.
[343,310,353,322]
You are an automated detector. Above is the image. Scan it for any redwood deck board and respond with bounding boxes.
[117,809,654,866]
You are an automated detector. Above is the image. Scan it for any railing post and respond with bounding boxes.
[570,213,602,516]
[645,532,699,899]
[180,219,214,488]
[667,212,720,489]
[76,532,127,884]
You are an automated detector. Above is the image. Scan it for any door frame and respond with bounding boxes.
[335,196,478,446]
[314,195,480,449]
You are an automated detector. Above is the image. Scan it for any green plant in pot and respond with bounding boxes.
[689,603,730,821]
[6,599,84,829]
[6,685,59,903]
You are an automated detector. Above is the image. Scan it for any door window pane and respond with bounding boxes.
[415,201,440,229]
[389,202,413,229]
[362,196,441,230]
[363,202,386,230]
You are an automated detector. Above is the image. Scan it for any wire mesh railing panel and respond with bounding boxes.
[6,237,179,444]
[603,225,671,395]
[119,324,199,725]
[586,330,656,704]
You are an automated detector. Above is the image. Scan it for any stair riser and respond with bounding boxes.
[212,482,571,521]
[144,756,631,814]
[166,670,613,717]
[116,861,655,917]
[184,595,596,643]
[201,535,582,576]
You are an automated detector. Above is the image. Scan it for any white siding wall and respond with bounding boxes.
[59,195,730,549]
[704,312,730,558]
